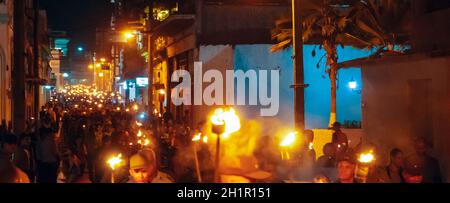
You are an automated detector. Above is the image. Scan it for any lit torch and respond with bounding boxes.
[309,142,314,150]
[279,132,297,160]
[355,151,375,183]
[192,133,203,183]
[210,107,241,182]
[143,138,150,146]
[107,153,123,183]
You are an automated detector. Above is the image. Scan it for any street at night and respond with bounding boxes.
[1,0,450,199]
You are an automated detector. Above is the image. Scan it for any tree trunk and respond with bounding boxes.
[324,40,338,128]
[329,63,337,127]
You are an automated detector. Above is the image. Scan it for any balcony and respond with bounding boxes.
[152,14,195,36]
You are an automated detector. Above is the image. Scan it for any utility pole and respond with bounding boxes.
[292,0,305,130]
[147,2,154,115]
[13,0,26,134]
[33,0,40,120]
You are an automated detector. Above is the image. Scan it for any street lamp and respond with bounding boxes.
[348,78,357,90]
[88,64,94,69]
[123,31,136,40]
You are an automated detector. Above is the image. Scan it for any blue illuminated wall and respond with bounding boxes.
[233,45,373,129]
[54,38,70,56]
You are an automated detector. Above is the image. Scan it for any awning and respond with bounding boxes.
[153,15,195,36]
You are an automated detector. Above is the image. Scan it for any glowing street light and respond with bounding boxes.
[123,31,135,40]
[88,64,94,69]
[348,80,357,90]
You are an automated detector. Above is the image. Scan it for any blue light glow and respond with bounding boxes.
[138,112,146,120]
[348,81,358,89]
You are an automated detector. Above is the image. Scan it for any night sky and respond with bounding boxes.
[40,0,113,51]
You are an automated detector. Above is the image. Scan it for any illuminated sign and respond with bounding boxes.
[101,64,110,70]
[136,77,149,87]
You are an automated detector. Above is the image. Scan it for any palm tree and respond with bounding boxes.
[272,0,410,127]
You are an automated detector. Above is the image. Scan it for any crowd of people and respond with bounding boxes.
[0,85,444,183]
[253,122,443,183]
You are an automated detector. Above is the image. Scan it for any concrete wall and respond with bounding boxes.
[193,45,234,127]
[233,44,372,129]
[362,55,450,181]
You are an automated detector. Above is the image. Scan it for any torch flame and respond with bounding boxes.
[211,108,225,125]
[359,152,375,163]
[210,108,241,138]
[137,130,142,137]
[143,139,150,146]
[192,133,201,142]
[135,121,143,127]
[107,153,123,170]
[202,136,208,143]
[280,132,297,147]
[133,104,139,111]
[309,142,314,150]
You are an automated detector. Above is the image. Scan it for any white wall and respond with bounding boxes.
[362,55,450,181]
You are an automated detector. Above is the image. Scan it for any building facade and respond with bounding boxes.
[0,0,13,128]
